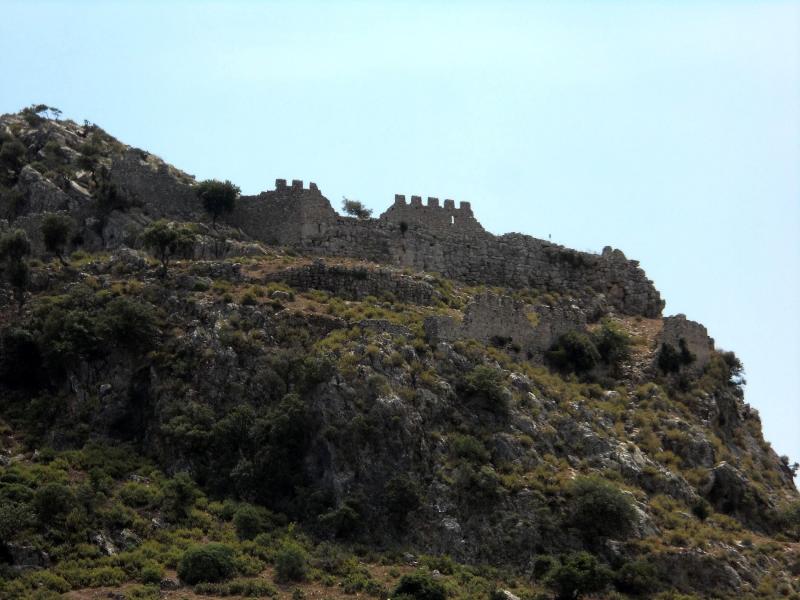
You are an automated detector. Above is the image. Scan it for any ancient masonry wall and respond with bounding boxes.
[424,293,587,358]
[656,314,715,374]
[226,180,665,318]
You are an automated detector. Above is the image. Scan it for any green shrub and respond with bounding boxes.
[194,578,277,597]
[234,504,272,540]
[615,560,659,595]
[0,327,42,388]
[774,500,800,540]
[455,464,503,503]
[162,472,199,523]
[317,502,360,538]
[459,365,508,413]
[532,554,558,580]
[451,434,490,463]
[41,213,74,264]
[545,552,612,600]
[691,498,711,522]
[98,296,159,352]
[0,138,26,171]
[0,228,32,262]
[567,477,636,541]
[19,570,71,594]
[178,543,236,584]
[274,540,309,582]
[384,475,421,528]
[546,331,600,375]
[342,570,385,596]
[392,571,447,600]
[89,566,126,587]
[0,500,34,539]
[33,482,75,525]
[139,562,164,584]
[593,320,631,372]
[119,481,160,508]
[657,339,695,374]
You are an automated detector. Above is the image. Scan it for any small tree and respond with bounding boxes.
[0,229,32,312]
[141,220,195,277]
[41,213,74,265]
[196,179,240,226]
[342,197,372,219]
[0,228,32,262]
[5,260,30,313]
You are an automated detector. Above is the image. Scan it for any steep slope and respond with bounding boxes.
[0,107,798,600]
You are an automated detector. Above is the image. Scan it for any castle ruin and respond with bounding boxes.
[227,179,664,318]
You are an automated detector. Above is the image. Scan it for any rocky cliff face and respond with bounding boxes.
[0,109,798,599]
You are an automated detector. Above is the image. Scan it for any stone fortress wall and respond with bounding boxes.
[657,314,716,374]
[424,293,587,359]
[228,179,665,318]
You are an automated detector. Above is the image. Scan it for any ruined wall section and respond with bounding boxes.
[109,149,201,220]
[424,293,587,359]
[656,314,715,374]
[229,179,338,246]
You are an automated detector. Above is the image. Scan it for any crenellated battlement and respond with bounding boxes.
[392,194,473,214]
[382,192,481,233]
[275,178,320,193]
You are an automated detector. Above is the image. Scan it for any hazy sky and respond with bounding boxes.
[2,1,798,469]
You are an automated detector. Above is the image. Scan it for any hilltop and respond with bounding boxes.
[0,106,798,600]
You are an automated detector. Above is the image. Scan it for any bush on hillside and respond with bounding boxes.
[384,474,421,529]
[177,543,236,584]
[567,476,636,541]
[594,320,631,371]
[392,571,447,600]
[459,365,508,414]
[161,472,200,523]
[545,552,613,600]
[614,559,659,595]
[657,338,695,374]
[274,539,309,582]
[233,504,273,540]
[546,331,600,375]
[33,482,75,525]
[0,328,42,388]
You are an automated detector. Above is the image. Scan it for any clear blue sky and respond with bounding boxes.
[2,1,798,469]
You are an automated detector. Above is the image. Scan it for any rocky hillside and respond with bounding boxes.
[0,106,798,600]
